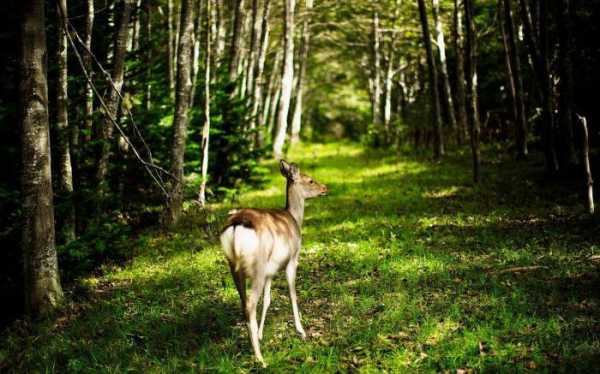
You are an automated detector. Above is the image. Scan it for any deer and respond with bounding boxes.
[220,160,328,367]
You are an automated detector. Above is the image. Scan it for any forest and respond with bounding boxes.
[1,0,600,371]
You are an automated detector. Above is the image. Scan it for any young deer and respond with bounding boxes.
[220,160,327,366]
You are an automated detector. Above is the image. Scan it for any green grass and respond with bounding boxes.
[2,142,600,372]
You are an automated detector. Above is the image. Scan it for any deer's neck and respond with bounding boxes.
[285,181,305,227]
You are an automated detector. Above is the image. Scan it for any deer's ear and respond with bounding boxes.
[280,160,300,180]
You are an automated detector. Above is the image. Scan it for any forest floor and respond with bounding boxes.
[2,142,600,372]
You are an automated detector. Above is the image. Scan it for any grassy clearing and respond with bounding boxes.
[2,142,600,372]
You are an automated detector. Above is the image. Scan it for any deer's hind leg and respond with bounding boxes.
[246,274,266,366]
[228,261,247,318]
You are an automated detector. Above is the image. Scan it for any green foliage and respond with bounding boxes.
[187,68,267,201]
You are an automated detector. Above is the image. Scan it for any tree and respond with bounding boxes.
[464,0,480,182]
[273,0,295,159]
[431,0,458,143]
[558,0,576,168]
[229,0,245,81]
[500,0,528,159]
[251,0,272,146]
[370,12,382,130]
[20,0,64,315]
[96,0,134,190]
[83,0,94,142]
[55,0,75,242]
[290,0,314,144]
[164,0,195,225]
[199,0,211,207]
[417,0,444,159]
[453,0,468,144]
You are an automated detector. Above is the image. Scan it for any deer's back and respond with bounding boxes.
[221,208,301,277]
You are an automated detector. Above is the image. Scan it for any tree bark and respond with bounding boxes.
[96,0,134,189]
[382,45,394,140]
[432,0,458,143]
[464,0,481,182]
[503,0,528,159]
[272,0,295,159]
[290,0,313,145]
[20,0,64,315]
[558,0,576,168]
[199,0,211,207]
[263,49,282,137]
[371,12,382,129]
[251,0,271,147]
[190,0,204,108]
[246,0,261,100]
[228,0,245,81]
[453,0,468,144]
[167,0,175,96]
[164,0,195,225]
[418,0,444,160]
[83,0,94,142]
[55,0,75,243]
[577,115,594,214]
[142,0,152,110]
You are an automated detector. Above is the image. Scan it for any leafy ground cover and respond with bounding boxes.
[2,142,600,372]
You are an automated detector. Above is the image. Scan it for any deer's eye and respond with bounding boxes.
[309,180,314,184]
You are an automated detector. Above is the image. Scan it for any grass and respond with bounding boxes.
[2,142,600,372]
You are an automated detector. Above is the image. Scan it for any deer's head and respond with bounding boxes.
[280,160,328,199]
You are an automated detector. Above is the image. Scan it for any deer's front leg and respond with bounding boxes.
[286,258,306,339]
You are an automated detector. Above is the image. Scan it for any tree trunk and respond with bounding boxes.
[246,0,261,100]
[432,0,458,143]
[55,0,75,243]
[577,115,594,214]
[214,0,225,64]
[190,0,204,108]
[453,0,468,144]
[272,0,295,159]
[199,0,211,207]
[263,49,282,138]
[83,0,94,142]
[464,0,481,182]
[167,0,175,96]
[519,0,558,173]
[503,0,528,159]
[418,0,444,159]
[228,0,245,81]
[290,0,313,145]
[96,0,134,191]
[142,0,152,110]
[371,12,382,129]
[382,46,394,139]
[558,0,576,168]
[251,0,271,146]
[164,0,195,225]
[20,0,64,316]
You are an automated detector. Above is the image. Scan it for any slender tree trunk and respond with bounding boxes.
[558,0,576,168]
[432,0,458,142]
[503,0,528,159]
[228,0,245,81]
[96,0,134,190]
[267,78,282,139]
[382,46,394,139]
[55,0,75,243]
[519,0,558,173]
[131,0,142,50]
[20,0,64,316]
[499,0,518,141]
[273,0,295,159]
[263,49,282,135]
[418,0,444,159]
[246,0,261,99]
[577,115,594,214]
[164,0,195,225]
[453,0,468,144]
[252,0,271,146]
[142,0,152,110]
[290,0,313,144]
[464,0,481,182]
[214,0,225,64]
[167,0,175,95]
[83,0,94,142]
[190,0,204,108]
[199,0,211,207]
[371,12,382,129]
